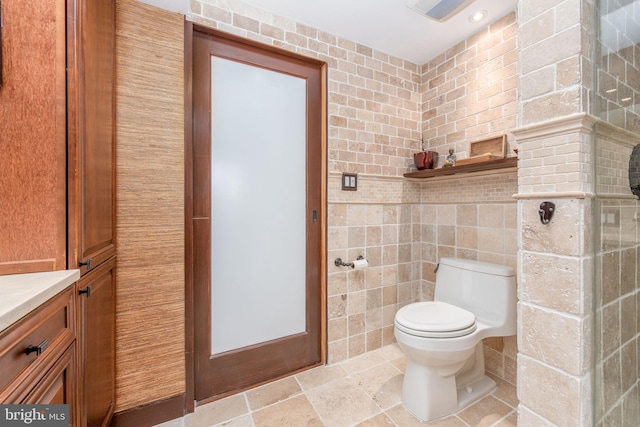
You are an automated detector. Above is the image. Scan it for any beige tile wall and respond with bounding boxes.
[517,0,592,126]
[415,11,519,382]
[515,0,601,424]
[593,124,640,426]
[418,172,519,383]
[594,0,640,133]
[190,0,422,178]
[593,1,640,425]
[595,198,640,426]
[191,0,520,384]
[420,13,518,163]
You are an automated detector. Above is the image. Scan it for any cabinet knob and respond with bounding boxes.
[79,258,92,270]
[79,285,92,298]
[25,339,49,356]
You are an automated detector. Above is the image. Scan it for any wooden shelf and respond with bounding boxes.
[403,157,518,179]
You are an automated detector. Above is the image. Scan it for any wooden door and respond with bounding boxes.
[67,0,116,275]
[76,258,116,427]
[191,29,325,401]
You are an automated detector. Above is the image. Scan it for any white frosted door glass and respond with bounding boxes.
[210,56,307,355]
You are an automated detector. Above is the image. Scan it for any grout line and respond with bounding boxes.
[488,408,517,427]
[303,387,329,426]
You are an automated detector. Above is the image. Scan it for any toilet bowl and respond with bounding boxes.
[394,257,517,422]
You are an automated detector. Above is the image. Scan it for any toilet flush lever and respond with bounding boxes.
[538,201,555,224]
[434,263,439,273]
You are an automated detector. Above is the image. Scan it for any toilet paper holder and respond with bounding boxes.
[334,255,364,268]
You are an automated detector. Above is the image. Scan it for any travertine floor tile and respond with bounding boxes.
[488,374,518,408]
[374,343,405,361]
[457,395,512,426]
[153,344,519,427]
[252,395,322,427]
[185,394,248,427]
[492,410,517,426]
[353,363,403,409]
[354,413,396,426]
[390,355,408,372]
[246,376,302,410]
[385,403,467,426]
[295,363,349,391]
[339,350,386,374]
[212,414,253,427]
[306,377,381,427]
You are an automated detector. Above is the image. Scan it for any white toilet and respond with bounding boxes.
[394,257,517,422]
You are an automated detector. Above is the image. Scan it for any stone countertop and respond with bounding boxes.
[0,269,80,332]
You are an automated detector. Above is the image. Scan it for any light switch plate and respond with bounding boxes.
[342,172,357,191]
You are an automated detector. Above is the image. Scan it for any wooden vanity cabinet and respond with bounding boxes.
[67,1,117,424]
[0,286,77,425]
[1,0,116,425]
[0,0,116,278]
[76,258,116,427]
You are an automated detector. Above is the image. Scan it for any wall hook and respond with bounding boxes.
[538,201,555,224]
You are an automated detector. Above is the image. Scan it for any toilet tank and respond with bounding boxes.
[434,257,517,335]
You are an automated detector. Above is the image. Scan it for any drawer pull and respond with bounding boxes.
[25,339,49,356]
[79,258,92,270]
[79,285,92,298]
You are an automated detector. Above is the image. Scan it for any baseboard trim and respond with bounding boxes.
[110,394,186,427]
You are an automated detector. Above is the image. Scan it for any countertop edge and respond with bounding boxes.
[0,270,81,332]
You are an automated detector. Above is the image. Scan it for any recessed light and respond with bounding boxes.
[606,88,617,93]
[621,97,632,102]
[469,10,487,23]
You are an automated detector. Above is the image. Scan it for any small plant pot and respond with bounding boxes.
[413,151,438,170]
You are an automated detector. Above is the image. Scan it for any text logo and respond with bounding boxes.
[0,405,69,426]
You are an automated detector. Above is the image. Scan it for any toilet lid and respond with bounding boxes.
[395,301,477,338]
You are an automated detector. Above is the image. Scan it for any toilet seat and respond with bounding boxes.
[395,301,477,338]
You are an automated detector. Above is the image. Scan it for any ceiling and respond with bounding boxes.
[139,0,517,64]
[237,0,518,64]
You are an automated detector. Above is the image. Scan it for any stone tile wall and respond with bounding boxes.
[515,1,596,425]
[594,0,640,132]
[190,0,520,383]
[517,0,592,125]
[190,0,422,178]
[418,172,519,383]
[420,13,518,163]
[592,1,640,424]
[593,124,640,426]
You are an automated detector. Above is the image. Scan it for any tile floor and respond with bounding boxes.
[154,344,518,427]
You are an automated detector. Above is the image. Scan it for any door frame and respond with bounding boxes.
[184,22,327,409]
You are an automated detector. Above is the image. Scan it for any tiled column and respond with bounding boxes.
[515,0,596,425]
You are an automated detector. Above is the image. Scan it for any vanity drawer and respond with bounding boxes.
[0,285,75,400]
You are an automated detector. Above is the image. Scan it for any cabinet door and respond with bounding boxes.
[77,257,116,427]
[0,0,67,274]
[67,0,116,275]
[24,345,77,427]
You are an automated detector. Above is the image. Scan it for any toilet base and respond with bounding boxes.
[401,371,496,422]
[457,375,496,412]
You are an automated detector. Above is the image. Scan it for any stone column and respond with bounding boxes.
[514,0,596,425]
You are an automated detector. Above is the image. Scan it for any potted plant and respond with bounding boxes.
[413,137,438,170]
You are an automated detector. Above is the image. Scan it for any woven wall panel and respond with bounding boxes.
[115,0,185,412]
